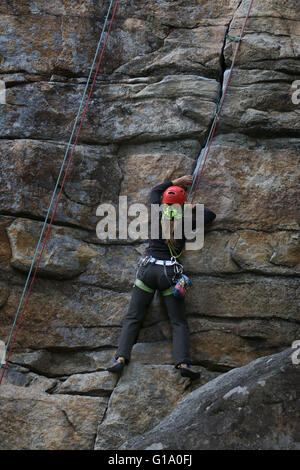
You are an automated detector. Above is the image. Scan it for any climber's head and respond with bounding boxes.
[161,186,187,222]
[162,186,187,206]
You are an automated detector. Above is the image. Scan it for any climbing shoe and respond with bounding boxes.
[178,364,201,381]
[106,357,125,374]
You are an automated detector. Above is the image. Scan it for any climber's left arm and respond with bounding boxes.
[204,207,216,225]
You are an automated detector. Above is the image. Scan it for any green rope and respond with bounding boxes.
[161,211,183,259]
[167,242,182,259]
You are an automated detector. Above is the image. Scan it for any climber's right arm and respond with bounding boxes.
[150,175,193,205]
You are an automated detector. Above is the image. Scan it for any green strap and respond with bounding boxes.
[135,278,173,296]
[161,286,174,296]
[134,278,155,293]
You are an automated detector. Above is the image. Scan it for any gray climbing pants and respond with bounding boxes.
[114,263,191,368]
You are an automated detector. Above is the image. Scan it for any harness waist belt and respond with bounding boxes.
[148,256,176,266]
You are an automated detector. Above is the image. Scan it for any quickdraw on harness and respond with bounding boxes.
[167,242,192,299]
[134,254,191,299]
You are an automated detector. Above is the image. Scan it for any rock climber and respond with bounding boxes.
[106,175,216,380]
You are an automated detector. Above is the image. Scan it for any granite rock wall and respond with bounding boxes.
[0,0,299,450]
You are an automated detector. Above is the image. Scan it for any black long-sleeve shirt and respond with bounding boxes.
[145,181,216,260]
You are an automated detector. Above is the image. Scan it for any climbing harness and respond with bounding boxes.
[138,255,178,267]
[134,278,155,294]
[0,0,120,386]
[135,244,186,298]
[134,255,184,298]
[188,0,255,204]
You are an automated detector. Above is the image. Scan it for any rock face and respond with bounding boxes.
[0,383,109,450]
[120,348,300,450]
[0,0,299,450]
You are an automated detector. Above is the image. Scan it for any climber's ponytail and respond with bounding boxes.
[161,207,183,253]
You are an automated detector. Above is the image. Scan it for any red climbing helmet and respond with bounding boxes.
[162,186,187,205]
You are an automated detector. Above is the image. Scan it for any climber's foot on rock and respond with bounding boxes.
[178,363,201,381]
[106,356,126,374]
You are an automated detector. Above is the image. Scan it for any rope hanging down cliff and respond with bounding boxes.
[0,0,255,385]
[0,0,120,385]
[188,0,255,204]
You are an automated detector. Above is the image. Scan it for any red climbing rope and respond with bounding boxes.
[190,0,255,204]
[0,0,120,385]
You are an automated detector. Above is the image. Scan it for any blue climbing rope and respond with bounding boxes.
[0,0,117,381]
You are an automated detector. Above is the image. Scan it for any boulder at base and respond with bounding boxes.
[120,348,300,450]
